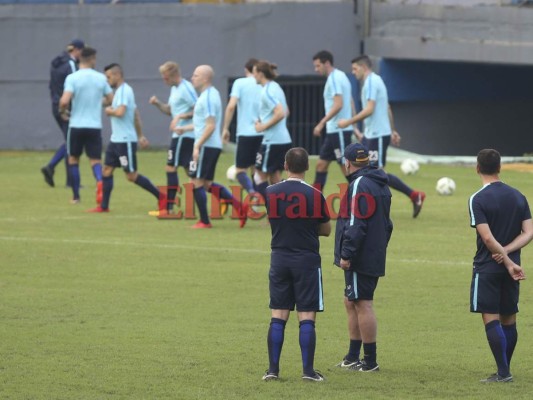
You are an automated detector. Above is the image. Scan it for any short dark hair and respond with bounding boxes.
[245,58,258,73]
[477,149,501,175]
[285,147,309,174]
[255,60,278,80]
[312,50,334,66]
[104,63,123,75]
[80,47,96,61]
[351,54,372,69]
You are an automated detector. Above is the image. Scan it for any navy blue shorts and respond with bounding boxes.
[67,127,102,159]
[167,136,194,169]
[470,270,519,315]
[255,143,292,174]
[319,130,353,163]
[105,142,138,173]
[236,135,263,169]
[188,146,221,181]
[344,271,379,301]
[269,263,324,312]
[363,136,391,168]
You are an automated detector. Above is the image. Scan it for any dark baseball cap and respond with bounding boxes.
[68,39,85,49]
[344,142,369,165]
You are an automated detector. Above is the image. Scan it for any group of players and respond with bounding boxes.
[40,40,533,384]
[42,42,425,227]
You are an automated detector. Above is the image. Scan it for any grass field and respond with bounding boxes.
[1,149,533,399]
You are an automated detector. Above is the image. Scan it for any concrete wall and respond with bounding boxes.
[0,3,361,150]
[365,1,533,65]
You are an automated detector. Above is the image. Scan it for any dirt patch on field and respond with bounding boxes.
[501,163,533,173]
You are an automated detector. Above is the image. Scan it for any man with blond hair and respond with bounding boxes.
[149,61,197,216]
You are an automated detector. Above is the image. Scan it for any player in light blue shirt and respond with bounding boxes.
[338,55,426,218]
[86,63,161,213]
[176,65,247,229]
[312,50,356,191]
[59,47,113,205]
[222,58,262,195]
[252,60,293,201]
[149,62,197,216]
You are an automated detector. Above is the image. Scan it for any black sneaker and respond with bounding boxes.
[351,360,379,372]
[262,370,279,381]
[41,166,55,187]
[302,370,325,382]
[480,373,513,383]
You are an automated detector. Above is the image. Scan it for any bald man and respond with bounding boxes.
[175,65,247,228]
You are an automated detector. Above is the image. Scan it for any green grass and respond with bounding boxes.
[1,150,532,399]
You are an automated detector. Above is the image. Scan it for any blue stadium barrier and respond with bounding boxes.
[0,0,179,3]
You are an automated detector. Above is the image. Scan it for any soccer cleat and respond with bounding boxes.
[239,203,249,228]
[86,206,109,213]
[220,201,229,216]
[480,373,513,383]
[351,360,379,372]
[302,370,325,382]
[70,198,80,205]
[96,181,103,205]
[191,221,212,229]
[262,370,279,381]
[335,358,362,369]
[410,191,426,218]
[148,210,160,217]
[41,166,55,187]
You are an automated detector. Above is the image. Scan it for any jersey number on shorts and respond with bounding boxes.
[119,156,129,167]
[167,150,173,161]
[369,150,379,163]
[255,152,263,166]
[189,160,197,174]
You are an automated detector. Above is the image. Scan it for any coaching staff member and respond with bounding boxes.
[469,149,532,383]
[262,147,331,382]
[334,142,393,372]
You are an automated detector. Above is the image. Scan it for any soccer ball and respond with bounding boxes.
[436,177,456,196]
[226,165,237,182]
[400,158,420,175]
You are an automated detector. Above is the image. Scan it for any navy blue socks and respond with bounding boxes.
[134,175,160,199]
[101,176,113,209]
[387,173,412,198]
[166,172,179,211]
[236,171,255,194]
[69,164,80,200]
[299,320,316,376]
[485,320,509,377]
[92,163,102,182]
[48,144,67,169]
[314,172,327,192]
[193,187,210,224]
[502,323,517,367]
[267,318,286,374]
[347,339,362,362]
[363,342,377,366]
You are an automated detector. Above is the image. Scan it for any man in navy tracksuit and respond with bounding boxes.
[41,39,84,188]
[334,142,393,372]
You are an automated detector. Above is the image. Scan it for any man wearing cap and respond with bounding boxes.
[334,142,393,372]
[41,39,85,188]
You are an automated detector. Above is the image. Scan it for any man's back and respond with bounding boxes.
[49,52,77,105]
[259,81,291,145]
[324,69,352,133]
[266,179,329,262]
[193,86,222,149]
[231,76,261,136]
[64,68,112,129]
[469,182,531,270]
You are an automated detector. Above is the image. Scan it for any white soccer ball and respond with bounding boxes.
[436,177,456,196]
[226,165,237,182]
[400,158,420,175]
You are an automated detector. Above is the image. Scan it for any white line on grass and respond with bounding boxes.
[0,235,471,266]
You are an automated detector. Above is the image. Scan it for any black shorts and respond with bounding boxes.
[363,136,391,168]
[236,135,263,169]
[269,263,324,312]
[470,270,519,315]
[255,143,292,174]
[188,146,221,181]
[67,127,102,159]
[319,130,353,163]
[105,142,138,173]
[167,136,194,169]
[344,271,379,301]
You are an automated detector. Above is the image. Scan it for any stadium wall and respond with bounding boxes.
[0,3,362,150]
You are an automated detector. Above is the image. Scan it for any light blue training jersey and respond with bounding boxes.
[361,72,391,139]
[230,76,261,137]
[64,68,112,129]
[169,79,197,140]
[258,81,291,145]
[110,82,137,143]
[324,68,353,134]
[193,86,222,149]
